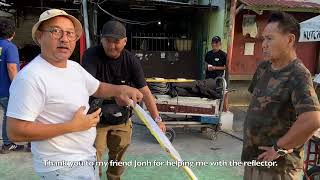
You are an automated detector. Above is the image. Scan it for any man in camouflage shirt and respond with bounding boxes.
[242,12,320,180]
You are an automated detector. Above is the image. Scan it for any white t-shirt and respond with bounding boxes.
[7,55,100,172]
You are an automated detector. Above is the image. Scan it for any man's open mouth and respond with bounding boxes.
[57,46,69,50]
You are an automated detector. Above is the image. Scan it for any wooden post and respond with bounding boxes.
[224,0,238,111]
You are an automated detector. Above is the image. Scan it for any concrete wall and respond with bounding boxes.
[206,0,227,52]
[13,13,38,48]
[193,11,209,79]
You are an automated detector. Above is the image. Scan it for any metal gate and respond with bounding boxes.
[130,32,200,79]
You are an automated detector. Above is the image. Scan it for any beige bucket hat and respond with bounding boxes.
[32,9,83,45]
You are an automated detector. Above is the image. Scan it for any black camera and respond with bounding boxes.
[87,98,104,114]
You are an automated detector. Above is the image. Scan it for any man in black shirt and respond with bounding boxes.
[205,36,229,111]
[82,20,166,179]
[205,36,227,79]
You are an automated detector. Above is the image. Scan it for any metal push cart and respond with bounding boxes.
[146,77,228,142]
[303,134,320,180]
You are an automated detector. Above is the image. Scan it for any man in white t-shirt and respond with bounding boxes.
[6,9,143,180]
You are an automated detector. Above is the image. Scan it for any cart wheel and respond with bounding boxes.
[165,128,176,142]
[201,127,208,133]
[209,132,218,141]
[206,130,219,141]
[303,166,320,180]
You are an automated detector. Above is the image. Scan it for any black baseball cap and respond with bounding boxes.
[212,36,221,43]
[101,20,126,39]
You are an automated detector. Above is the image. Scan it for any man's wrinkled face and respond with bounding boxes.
[37,16,77,63]
[101,37,127,59]
[262,22,292,61]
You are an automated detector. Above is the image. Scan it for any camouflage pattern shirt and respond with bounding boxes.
[242,59,320,172]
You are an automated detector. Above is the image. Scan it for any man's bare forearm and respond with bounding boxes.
[93,82,143,106]
[277,111,320,149]
[93,82,122,98]
[8,118,73,142]
[213,66,226,70]
[7,63,18,81]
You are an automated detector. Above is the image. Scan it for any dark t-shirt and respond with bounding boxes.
[82,45,146,88]
[205,49,227,79]
[242,59,320,172]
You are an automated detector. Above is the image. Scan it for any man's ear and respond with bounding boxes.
[288,33,296,47]
[35,31,43,45]
[124,37,127,45]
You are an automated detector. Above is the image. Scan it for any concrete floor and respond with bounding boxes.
[0,106,246,180]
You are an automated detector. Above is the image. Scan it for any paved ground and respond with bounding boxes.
[0,106,247,180]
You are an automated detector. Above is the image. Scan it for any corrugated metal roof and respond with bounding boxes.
[240,0,320,10]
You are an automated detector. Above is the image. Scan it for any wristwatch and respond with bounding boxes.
[273,142,288,156]
[155,116,162,123]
